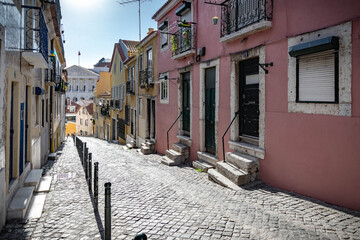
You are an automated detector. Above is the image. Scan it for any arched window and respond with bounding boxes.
[76,86,79,91]
[73,97,77,102]
[69,85,71,91]
[92,85,95,90]
[83,85,86,92]
[81,97,85,100]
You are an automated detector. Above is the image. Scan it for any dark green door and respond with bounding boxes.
[239,57,259,138]
[205,67,216,154]
[182,72,190,134]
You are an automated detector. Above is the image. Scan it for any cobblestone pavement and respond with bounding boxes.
[1,137,360,239]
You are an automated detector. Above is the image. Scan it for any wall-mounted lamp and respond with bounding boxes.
[212,16,218,25]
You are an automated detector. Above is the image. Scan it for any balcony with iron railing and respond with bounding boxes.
[126,81,135,94]
[220,0,272,42]
[171,25,196,59]
[22,5,49,68]
[101,105,110,117]
[139,68,154,89]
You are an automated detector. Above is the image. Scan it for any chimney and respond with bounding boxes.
[147,28,154,35]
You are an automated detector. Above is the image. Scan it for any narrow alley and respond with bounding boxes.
[1,137,359,239]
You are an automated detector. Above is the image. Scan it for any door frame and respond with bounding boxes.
[230,46,266,149]
[199,59,219,155]
[177,67,193,138]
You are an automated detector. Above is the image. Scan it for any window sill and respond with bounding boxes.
[220,21,272,43]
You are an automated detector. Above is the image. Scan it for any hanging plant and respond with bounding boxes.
[171,35,177,54]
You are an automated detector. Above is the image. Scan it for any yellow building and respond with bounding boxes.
[93,71,112,140]
[124,56,137,146]
[109,40,138,144]
[136,30,158,153]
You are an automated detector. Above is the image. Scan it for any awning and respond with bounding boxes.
[35,87,45,95]
[175,2,191,16]
[289,36,339,57]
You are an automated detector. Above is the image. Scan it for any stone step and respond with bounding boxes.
[172,142,189,155]
[36,176,52,193]
[193,160,214,173]
[26,193,46,219]
[229,141,265,159]
[126,143,133,149]
[226,151,259,172]
[216,162,248,186]
[7,187,35,220]
[197,151,218,167]
[24,169,43,189]
[207,169,241,191]
[161,157,176,166]
[165,149,185,165]
[48,153,57,160]
[176,135,192,147]
[141,146,153,155]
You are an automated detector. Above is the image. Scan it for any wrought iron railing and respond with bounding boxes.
[115,100,120,109]
[167,111,183,150]
[126,81,135,94]
[22,6,48,62]
[221,0,272,37]
[172,26,196,57]
[222,110,240,161]
[139,68,154,88]
[101,105,110,117]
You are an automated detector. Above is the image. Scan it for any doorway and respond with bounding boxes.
[182,72,190,136]
[239,57,259,142]
[205,67,216,154]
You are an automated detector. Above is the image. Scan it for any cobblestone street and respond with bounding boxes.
[1,137,360,239]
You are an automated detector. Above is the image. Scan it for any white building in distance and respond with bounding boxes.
[65,65,99,103]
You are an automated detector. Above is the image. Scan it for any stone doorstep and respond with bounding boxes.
[48,153,57,160]
[36,176,52,193]
[197,151,218,167]
[161,157,176,166]
[172,142,189,155]
[24,169,43,189]
[226,151,259,172]
[165,149,185,164]
[126,143,133,149]
[192,160,214,173]
[26,193,46,219]
[141,146,152,155]
[176,135,192,147]
[7,186,35,220]
[228,141,265,159]
[216,162,248,186]
[207,169,241,191]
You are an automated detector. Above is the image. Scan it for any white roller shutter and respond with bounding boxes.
[298,50,336,102]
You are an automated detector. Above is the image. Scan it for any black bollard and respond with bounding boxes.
[94,162,98,210]
[88,153,92,191]
[84,148,88,176]
[104,182,111,240]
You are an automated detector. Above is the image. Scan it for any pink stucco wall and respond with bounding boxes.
[155,0,360,211]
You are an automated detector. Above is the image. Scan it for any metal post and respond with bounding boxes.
[88,153,92,191]
[94,162,98,210]
[84,148,88,176]
[104,182,111,240]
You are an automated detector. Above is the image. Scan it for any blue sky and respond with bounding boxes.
[61,0,167,69]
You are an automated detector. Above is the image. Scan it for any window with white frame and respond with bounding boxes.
[114,62,117,75]
[160,72,169,103]
[289,36,339,103]
[120,61,123,72]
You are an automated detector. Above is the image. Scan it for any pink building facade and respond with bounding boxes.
[153,0,360,211]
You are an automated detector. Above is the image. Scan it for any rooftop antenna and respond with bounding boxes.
[117,0,151,41]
